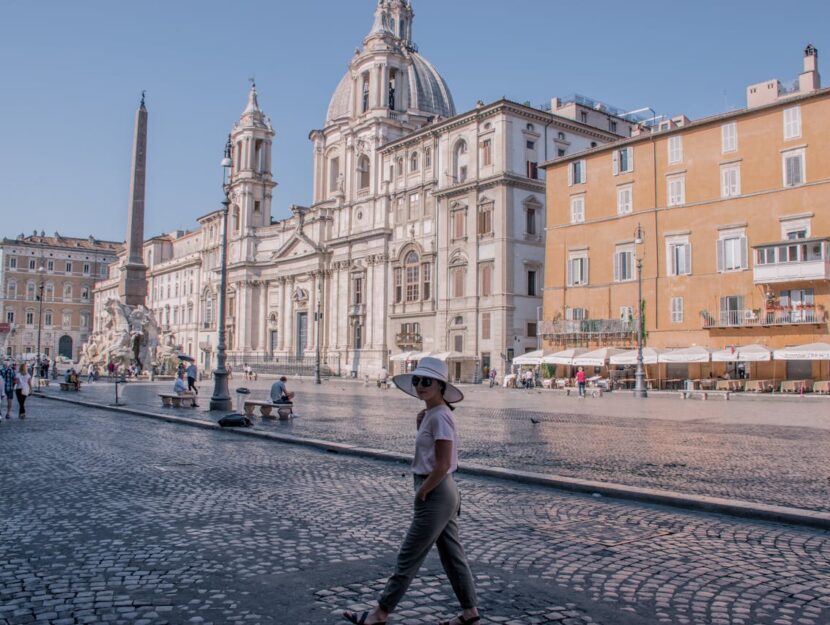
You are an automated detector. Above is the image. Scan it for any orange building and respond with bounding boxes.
[541,47,829,383]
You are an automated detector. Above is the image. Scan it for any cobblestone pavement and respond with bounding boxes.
[37,377,830,514]
[2,403,830,625]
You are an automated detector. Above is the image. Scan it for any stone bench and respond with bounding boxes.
[59,382,80,391]
[159,392,197,408]
[244,400,294,420]
[679,390,730,401]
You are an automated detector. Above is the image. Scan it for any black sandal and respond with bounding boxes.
[439,616,481,625]
[342,610,386,625]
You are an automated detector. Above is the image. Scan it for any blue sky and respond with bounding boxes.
[1,0,827,243]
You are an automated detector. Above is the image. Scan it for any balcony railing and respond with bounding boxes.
[539,318,636,346]
[395,332,423,348]
[701,308,827,328]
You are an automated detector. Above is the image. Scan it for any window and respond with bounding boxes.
[62,312,72,328]
[783,149,805,187]
[408,193,420,221]
[667,240,692,276]
[614,147,634,174]
[719,295,744,326]
[63,284,72,301]
[26,281,35,300]
[353,323,363,350]
[47,260,54,272]
[567,307,587,321]
[567,254,589,286]
[526,140,535,150]
[422,262,431,301]
[580,111,588,123]
[451,266,465,298]
[81,286,90,302]
[396,197,405,223]
[668,136,683,164]
[394,268,403,303]
[716,163,740,198]
[65,261,72,273]
[28,259,36,271]
[452,209,466,240]
[424,147,432,168]
[527,270,537,296]
[24,310,35,325]
[80,313,90,329]
[83,263,90,274]
[477,203,493,236]
[527,321,537,337]
[570,195,585,224]
[481,312,491,340]
[481,139,492,166]
[453,140,468,183]
[526,160,538,179]
[671,297,684,323]
[667,174,685,206]
[609,120,617,133]
[569,160,586,185]
[404,252,419,302]
[328,157,340,193]
[410,152,419,172]
[721,122,737,153]
[8,257,16,269]
[357,155,370,190]
[614,247,635,282]
[557,148,566,157]
[44,311,52,326]
[453,334,463,353]
[717,234,748,272]
[361,75,369,113]
[353,276,363,305]
[617,185,632,215]
[526,208,536,235]
[424,191,433,218]
[480,264,493,296]
[783,106,801,140]
[5,311,13,323]
[620,306,633,323]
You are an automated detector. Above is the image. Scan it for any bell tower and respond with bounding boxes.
[228,82,276,235]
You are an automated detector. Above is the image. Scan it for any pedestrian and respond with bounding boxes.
[14,362,33,419]
[576,366,586,398]
[107,360,115,379]
[342,357,480,625]
[87,363,95,384]
[0,360,15,419]
[488,367,497,388]
[186,362,198,394]
[41,359,49,380]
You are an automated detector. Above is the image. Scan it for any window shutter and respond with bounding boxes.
[613,252,620,282]
[584,257,589,285]
[684,243,692,275]
[581,160,587,183]
[612,151,619,176]
[740,237,748,269]
[628,148,634,171]
[567,164,573,186]
[716,239,724,272]
[793,156,802,184]
[567,259,573,286]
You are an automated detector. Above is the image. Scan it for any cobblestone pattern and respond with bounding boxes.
[2,404,830,624]
[41,379,830,513]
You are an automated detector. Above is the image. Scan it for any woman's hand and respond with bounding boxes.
[416,488,428,502]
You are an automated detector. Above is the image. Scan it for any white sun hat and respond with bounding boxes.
[392,356,464,404]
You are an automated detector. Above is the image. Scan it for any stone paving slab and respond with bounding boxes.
[33,378,830,514]
[2,403,830,625]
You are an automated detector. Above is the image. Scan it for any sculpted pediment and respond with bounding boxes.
[271,230,322,260]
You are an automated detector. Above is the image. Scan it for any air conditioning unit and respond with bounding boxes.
[743,310,756,320]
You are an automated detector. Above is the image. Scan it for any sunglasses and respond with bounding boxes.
[411,375,435,388]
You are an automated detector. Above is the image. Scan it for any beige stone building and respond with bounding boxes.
[0,233,120,361]
[541,46,829,382]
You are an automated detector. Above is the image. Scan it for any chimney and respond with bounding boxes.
[799,44,820,93]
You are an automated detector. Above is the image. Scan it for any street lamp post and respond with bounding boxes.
[210,135,233,411]
[35,266,46,384]
[314,279,322,385]
[633,223,648,398]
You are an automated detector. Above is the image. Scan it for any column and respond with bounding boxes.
[259,281,269,353]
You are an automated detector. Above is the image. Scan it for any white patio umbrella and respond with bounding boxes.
[572,347,628,367]
[431,351,476,361]
[512,349,545,365]
[658,346,712,363]
[541,348,588,365]
[389,351,420,362]
[609,347,665,365]
[773,342,830,360]
[711,344,772,362]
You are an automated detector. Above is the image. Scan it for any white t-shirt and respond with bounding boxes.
[412,404,458,475]
[14,373,32,396]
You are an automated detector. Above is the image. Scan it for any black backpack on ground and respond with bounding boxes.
[218,413,253,428]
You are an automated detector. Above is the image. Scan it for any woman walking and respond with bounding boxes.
[343,357,480,625]
[14,362,33,419]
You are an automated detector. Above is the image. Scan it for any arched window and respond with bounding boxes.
[357,155,371,190]
[26,281,36,300]
[7,280,16,299]
[361,73,370,113]
[410,152,419,172]
[424,147,432,168]
[453,140,468,183]
[404,251,419,302]
[63,284,72,301]
[45,283,54,301]
[81,286,90,302]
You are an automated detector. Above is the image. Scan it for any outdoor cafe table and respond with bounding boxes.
[716,379,744,391]
[745,379,774,393]
[780,379,814,393]
[815,380,830,394]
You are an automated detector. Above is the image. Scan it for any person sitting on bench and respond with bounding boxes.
[174,371,198,407]
[270,376,295,404]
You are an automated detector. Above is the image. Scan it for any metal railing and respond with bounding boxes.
[701,308,826,328]
[223,354,342,378]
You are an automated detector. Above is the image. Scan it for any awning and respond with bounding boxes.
[572,347,627,367]
[658,346,712,363]
[389,350,422,362]
[541,348,589,365]
[512,349,545,365]
[773,342,830,360]
[431,351,476,361]
[609,347,665,365]
[711,344,772,362]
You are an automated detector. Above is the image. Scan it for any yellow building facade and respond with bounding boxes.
[542,81,830,381]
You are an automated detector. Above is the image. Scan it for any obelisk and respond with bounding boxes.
[119,92,149,306]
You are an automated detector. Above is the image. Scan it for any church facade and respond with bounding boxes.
[95,0,624,381]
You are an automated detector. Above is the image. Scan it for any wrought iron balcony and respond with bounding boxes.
[349,303,365,317]
[395,332,423,348]
[701,307,827,328]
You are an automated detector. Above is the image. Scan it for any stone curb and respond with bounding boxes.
[36,392,830,531]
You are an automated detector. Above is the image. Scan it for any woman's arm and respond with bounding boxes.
[416,439,452,501]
